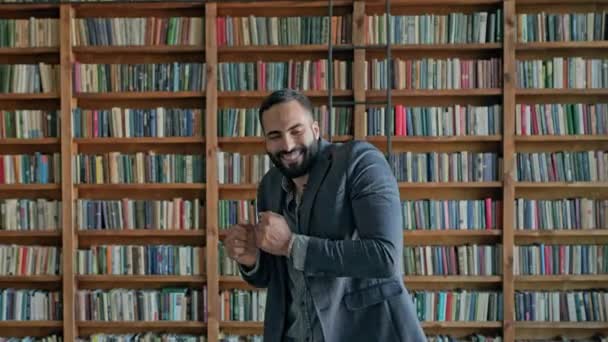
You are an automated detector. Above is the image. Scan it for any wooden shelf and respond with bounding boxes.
[217,135,352,153]
[515,182,608,199]
[0,321,63,336]
[218,44,353,53]
[0,275,61,290]
[219,276,255,290]
[515,135,608,143]
[399,182,501,189]
[404,230,502,245]
[0,93,59,100]
[368,135,502,152]
[404,275,502,290]
[78,230,205,247]
[0,184,60,192]
[76,183,206,200]
[0,231,61,245]
[219,184,258,200]
[77,183,205,190]
[73,45,205,55]
[515,275,608,290]
[74,91,205,100]
[0,47,59,55]
[516,316,608,339]
[78,275,206,289]
[219,321,263,335]
[517,41,608,50]
[0,138,60,145]
[398,182,502,199]
[75,137,204,144]
[366,43,502,51]
[367,89,502,98]
[218,90,353,99]
[218,321,505,336]
[78,321,207,335]
[515,230,608,244]
[517,89,608,96]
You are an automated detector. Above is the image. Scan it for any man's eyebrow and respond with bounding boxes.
[266,123,303,136]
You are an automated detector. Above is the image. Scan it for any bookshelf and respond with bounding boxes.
[0,0,606,341]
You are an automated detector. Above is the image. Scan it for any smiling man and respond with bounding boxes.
[223,89,425,342]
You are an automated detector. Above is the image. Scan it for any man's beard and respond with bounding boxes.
[268,138,320,179]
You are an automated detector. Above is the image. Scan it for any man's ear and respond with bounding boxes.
[312,120,320,140]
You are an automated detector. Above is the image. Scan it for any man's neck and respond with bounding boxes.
[292,175,308,195]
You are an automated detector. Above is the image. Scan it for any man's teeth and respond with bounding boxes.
[282,151,301,162]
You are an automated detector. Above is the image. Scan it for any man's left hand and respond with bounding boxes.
[256,211,292,256]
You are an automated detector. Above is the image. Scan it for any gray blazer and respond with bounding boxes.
[241,139,426,342]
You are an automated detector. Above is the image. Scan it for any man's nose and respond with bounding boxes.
[282,136,296,152]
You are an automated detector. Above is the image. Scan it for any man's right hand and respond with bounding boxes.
[224,223,258,268]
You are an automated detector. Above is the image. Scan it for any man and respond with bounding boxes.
[223,89,425,342]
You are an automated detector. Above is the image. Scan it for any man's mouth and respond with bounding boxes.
[281,150,303,163]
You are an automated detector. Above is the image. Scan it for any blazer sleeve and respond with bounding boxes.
[303,142,403,278]
[238,174,274,288]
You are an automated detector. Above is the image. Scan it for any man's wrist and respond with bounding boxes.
[286,233,296,257]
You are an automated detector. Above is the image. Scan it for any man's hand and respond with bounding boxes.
[256,211,293,256]
[224,223,258,268]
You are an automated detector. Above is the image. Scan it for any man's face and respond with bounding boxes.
[261,100,321,179]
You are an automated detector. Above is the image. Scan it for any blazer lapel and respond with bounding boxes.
[298,139,333,236]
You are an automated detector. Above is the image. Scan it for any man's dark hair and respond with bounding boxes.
[258,89,314,130]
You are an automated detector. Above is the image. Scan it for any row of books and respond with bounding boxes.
[6,11,608,47]
[73,63,206,93]
[76,198,204,231]
[516,103,608,136]
[515,291,608,322]
[216,15,351,46]
[220,289,266,322]
[515,198,608,231]
[514,245,608,275]
[366,104,502,137]
[72,108,203,138]
[401,199,501,231]
[515,151,608,182]
[365,11,503,44]
[0,111,60,139]
[218,106,353,137]
[403,245,502,276]
[0,245,61,276]
[76,245,203,276]
[72,17,205,46]
[388,152,501,182]
[0,337,61,342]
[216,152,270,185]
[365,58,502,90]
[0,289,61,320]
[0,19,59,48]
[0,64,59,94]
[9,196,604,232]
[76,288,206,322]
[517,58,608,89]
[0,199,61,231]
[217,60,352,91]
[72,153,205,184]
[0,153,61,184]
[412,291,503,322]
[517,12,608,43]
[217,200,257,230]
[4,103,607,139]
[4,58,608,93]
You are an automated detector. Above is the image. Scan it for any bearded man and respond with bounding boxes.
[224,89,425,342]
